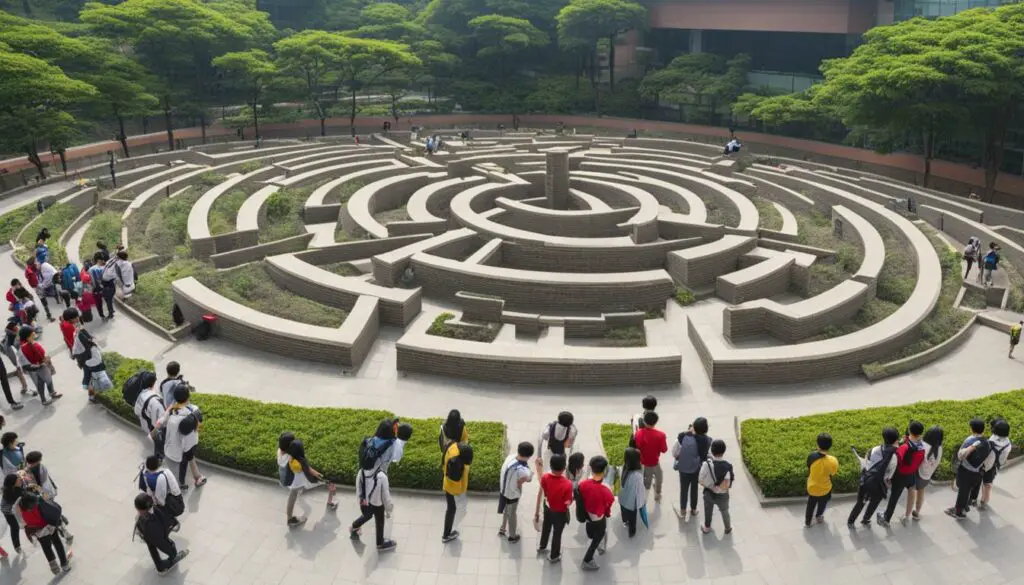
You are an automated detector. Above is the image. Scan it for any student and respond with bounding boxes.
[37,259,65,310]
[349,447,396,552]
[963,237,980,279]
[1,432,25,477]
[534,453,572,563]
[134,493,188,574]
[133,373,165,457]
[73,325,110,400]
[97,255,119,319]
[566,452,586,489]
[698,439,734,534]
[58,308,77,354]
[0,343,23,411]
[109,249,136,298]
[35,238,49,265]
[89,256,112,320]
[578,455,614,571]
[22,451,58,500]
[878,421,925,527]
[284,439,332,527]
[2,473,24,554]
[969,419,1011,511]
[946,418,989,519]
[1010,321,1022,358]
[630,394,658,440]
[16,492,70,574]
[438,409,468,452]
[634,411,668,502]
[19,326,61,405]
[983,243,1000,286]
[1,318,32,405]
[540,411,577,464]
[138,455,183,531]
[672,417,712,520]
[159,362,186,407]
[24,259,54,322]
[805,432,839,527]
[906,425,943,522]
[847,427,899,527]
[442,442,473,543]
[618,448,645,538]
[497,441,535,543]
[157,385,207,490]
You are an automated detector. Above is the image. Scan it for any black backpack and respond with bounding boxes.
[446,449,466,482]
[139,394,164,432]
[964,437,991,470]
[807,451,826,468]
[860,445,896,488]
[991,441,1009,470]
[547,422,566,456]
[901,439,922,467]
[39,498,63,527]
[573,483,588,523]
[176,406,201,435]
[358,436,393,471]
[122,371,155,407]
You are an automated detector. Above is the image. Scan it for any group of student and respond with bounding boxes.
[962,236,1001,286]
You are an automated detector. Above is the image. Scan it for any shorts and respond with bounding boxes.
[982,466,998,485]
[915,475,931,489]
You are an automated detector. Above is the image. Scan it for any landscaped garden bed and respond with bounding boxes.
[427,312,500,342]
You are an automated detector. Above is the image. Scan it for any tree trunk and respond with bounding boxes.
[608,35,616,92]
[350,86,357,131]
[391,95,400,123]
[199,111,207,144]
[982,105,1013,203]
[20,0,31,16]
[320,116,327,137]
[58,150,67,175]
[25,142,45,179]
[922,127,934,189]
[575,54,582,89]
[252,96,260,143]
[142,115,149,134]
[117,114,130,158]
[163,97,175,151]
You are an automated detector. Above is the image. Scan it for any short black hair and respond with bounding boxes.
[62,307,79,321]
[882,427,900,444]
[10,279,19,286]
[134,492,154,511]
[117,250,128,260]
[589,455,608,475]
[970,418,986,434]
[173,384,190,404]
[557,411,574,428]
[550,453,567,472]
[166,361,180,377]
[517,441,535,458]
[908,421,924,436]
[145,455,161,471]
[643,411,659,426]
[992,419,1010,437]
[816,433,833,451]
[25,451,41,465]
[641,395,657,410]
[693,417,709,435]
[279,432,295,452]
[1,432,17,448]
[710,439,726,456]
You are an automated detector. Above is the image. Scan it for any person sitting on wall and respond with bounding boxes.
[724,138,742,155]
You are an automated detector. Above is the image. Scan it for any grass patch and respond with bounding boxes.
[196,172,227,188]
[705,199,740,228]
[127,189,200,260]
[798,210,864,297]
[0,203,39,245]
[199,263,347,328]
[259,185,315,243]
[324,180,365,205]
[601,325,646,347]
[600,423,632,468]
[1002,258,1024,313]
[740,389,1024,498]
[16,202,81,266]
[208,189,250,236]
[96,352,506,491]
[240,160,264,173]
[674,287,695,306]
[373,206,410,225]
[751,196,783,231]
[80,212,122,262]
[125,259,212,329]
[427,312,499,342]
[320,262,363,277]
[961,288,988,310]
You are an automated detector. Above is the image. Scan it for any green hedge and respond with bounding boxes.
[741,390,1024,498]
[600,423,632,468]
[96,353,506,491]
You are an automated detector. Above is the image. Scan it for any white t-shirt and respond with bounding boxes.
[917,444,942,481]
[133,389,165,435]
[983,435,1012,471]
[38,263,57,289]
[378,439,406,473]
[160,376,184,407]
[498,455,534,500]
[356,469,391,508]
[540,423,577,457]
[141,468,181,506]
[159,404,201,462]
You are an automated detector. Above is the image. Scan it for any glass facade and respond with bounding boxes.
[894,0,1011,20]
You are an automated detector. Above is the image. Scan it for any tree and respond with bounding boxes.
[274,30,344,137]
[467,15,548,81]
[640,53,749,124]
[331,36,421,130]
[556,0,645,91]
[349,3,427,42]
[214,49,276,144]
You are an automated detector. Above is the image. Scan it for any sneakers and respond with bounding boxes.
[875,513,890,527]
[157,549,189,574]
[349,526,361,539]
[911,510,920,520]
[377,540,397,553]
[62,562,72,573]
[900,517,910,527]
[700,525,711,534]
[10,402,23,411]
[581,560,599,571]
[549,554,561,564]
[49,560,60,575]
[442,530,460,543]
[326,501,338,511]
[536,545,547,554]
[51,393,63,400]
[815,516,824,524]
[506,535,521,544]
[497,529,506,537]
[944,507,966,520]
[20,388,36,397]
[977,501,988,511]
[287,516,307,528]
[194,477,207,488]
[40,399,51,406]
[654,493,662,503]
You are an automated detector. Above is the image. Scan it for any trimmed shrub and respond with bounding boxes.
[602,325,646,347]
[427,312,499,342]
[600,423,632,468]
[674,287,695,306]
[97,352,506,491]
[741,390,1024,497]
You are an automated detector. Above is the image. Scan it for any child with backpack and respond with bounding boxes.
[60,263,81,302]
[672,417,712,520]
[805,432,838,527]
[698,439,734,535]
[906,425,943,522]
[947,418,990,519]
[968,419,1011,511]
[963,237,980,279]
[134,493,188,574]
[441,442,474,543]
[634,411,668,502]
[983,242,1000,286]
[157,385,207,491]
[19,325,61,405]
[282,439,333,527]
[577,455,614,571]
[878,421,925,527]
[138,455,184,531]
[497,441,535,543]
[848,427,899,527]
[349,446,395,552]
[539,412,577,466]
[15,492,70,575]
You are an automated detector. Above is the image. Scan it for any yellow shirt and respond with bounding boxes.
[442,442,470,495]
[806,453,839,497]
[1011,324,1021,343]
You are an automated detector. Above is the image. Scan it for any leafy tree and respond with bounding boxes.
[640,53,749,123]
[467,14,547,81]
[349,3,427,42]
[556,0,645,91]
[214,49,276,143]
[274,30,344,137]
[331,36,421,130]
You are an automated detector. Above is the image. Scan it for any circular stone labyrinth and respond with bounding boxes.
[98,131,953,388]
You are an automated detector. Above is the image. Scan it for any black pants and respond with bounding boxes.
[538,505,567,558]
[101,282,116,317]
[847,484,884,524]
[964,257,975,278]
[38,293,53,319]
[621,505,637,537]
[805,492,831,525]
[351,504,386,546]
[443,493,456,538]
[176,447,196,486]
[882,473,915,521]
[4,512,20,549]
[679,471,699,512]
[583,518,606,563]
[0,358,14,406]
[146,534,178,571]
[38,533,68,566]
[94,287,106,319]
[955,467,982,514]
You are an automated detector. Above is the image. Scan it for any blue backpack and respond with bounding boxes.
[984,251,998,270]
[61,263,80,292]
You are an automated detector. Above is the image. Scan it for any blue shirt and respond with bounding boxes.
[35,244,48,265]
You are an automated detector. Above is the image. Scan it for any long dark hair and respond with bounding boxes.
[622,447,642,484]
[288,439,316,482]
[923,426,944,460]
[2,473,21,504]
[567,452,585,478]
[442,410,464,443]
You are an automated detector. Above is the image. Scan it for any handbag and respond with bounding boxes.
[91,370,113,391]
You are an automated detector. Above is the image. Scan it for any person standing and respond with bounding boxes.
[534,453,572,563]
[133,373,165,457]
[1,318,32,406]
[88,255,111,320]
[438,409,468,452]
[698,439,734,535]
[672,417,712,520]
[349,452,396,552]
[1009,321,1022,358]
[906,426,943,522]
[159,362,186,407]
[618,448,645,538]
[983,243,1000,286]
[138,455,183,531]
[157,385,207,491]
[2,473,25,555]
[848,427,899,527]
[18,326,61,405]
[134,493,188,574]
[578,455,614,571]
[497,441,534,543]
[963,237,980,279]
[968,419,1011,511]
[805,432,839,527]
[441,442,473,543]
[97,256,118,320]
[25,259,54,322]
[878,421,925,527]
[634,411,667,502]
[15,492,70,575]
[107,250,136,299]
[946,418,990,519]
[0,348,23,411]
[629,394,658,442]
[108,151,117,188]
[539,412,577,465]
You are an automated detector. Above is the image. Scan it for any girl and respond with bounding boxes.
[566,452,586,489]
[19,326,61,405]
[2,473,24,555]
[908,425,943,522]
[15,492,71,575]
[73,326,110,400]
[438,409,468,451]
[284,440,335,527]
[618,448,645,538]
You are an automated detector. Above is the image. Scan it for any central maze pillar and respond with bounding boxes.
[545,150,570,210]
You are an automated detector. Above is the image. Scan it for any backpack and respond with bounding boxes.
[901,439,923,470]
[279,459,295,487]
[38,498,63,527]
[497,460,527,513]
[963,437,991,471]
[859,445,896,488]
[676,433,704,474]
[573,483,588,523]
[546,422,566,456]
[358,469,380,506]
[172,304,185,327]
[139,394,163,432]
[806,451,826,469]
[984,251,998,269]
[176,407,201,435]
[445,448,466,483]
[358,436,394,471]
[122,371,154,407]
[60,264,79,293]
[990,440,1009,471]
[963,244,974,259]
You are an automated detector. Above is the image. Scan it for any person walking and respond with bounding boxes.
[157,384,207,491]
[15,491,70,575]
[618,448,645,538]
[805,432,839,527]
[88,255,112,321]
[629,394,658,443]
[283,439,332,527]
[634,411,667,502]
[698,439,734,535]
[1,318,32,408]
[578,455,614,571]
[906,426,943,522]
[133,373,165,457]
[946,418,990,519]
[0,347,23,411]
[108,249,136,298]
[18,326,61,405]
[159,362,187,407]
[963,237,980,279]
[497,441,534,543]
[534,453,572,563]
[134,493,188,574]
[138,455,184,531]
[24,259,54,322]
[2,473,24,555]
[982,243,1000,286]
[540,411,577,465]
[566,452,586,489]
[1009,321,1022,358]
[441,441,473,543]
[438,409,468,451]
[672,417,712,520]
[349,450,396,552]
[848,427,899,527]
[878,421,925,527]
[968,419,1011,511]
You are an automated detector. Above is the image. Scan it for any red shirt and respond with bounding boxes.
[19,505,45,529]
[895,441,926,475]
[634,427,668,467]
[5,288,16,306]
[578,477,614,520]
[20,341,47,365]
[60,320,76,351]
[540,473,573,513]
[24,266,39,288]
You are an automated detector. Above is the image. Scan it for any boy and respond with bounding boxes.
[498,442,535,543]
[878,421,925,527]
[133,373,165,458]
[160,362,186,407]
[18,326,61,405]
[848,427,899,527]
[983,243,1000,286]
[350,449,396,552]
[157,385,207,490]
[539,412,577,465]
[698,439,734,534]
[1010,321,1022,358]
[805,432,838,527]
[534,453,572,563]
[441,442,473,543]
[58,308,78,354]
[630,395,658,440]
[672,417,712,520]
[578,455,614,571]
[138,455,183,531]
[969,419,1011,511]
[134,493,188,574]
[634,411,668,501]
[946,418,990,519]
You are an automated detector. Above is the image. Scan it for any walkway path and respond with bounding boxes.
[2,242,1024,585]
[0,181,75,216]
